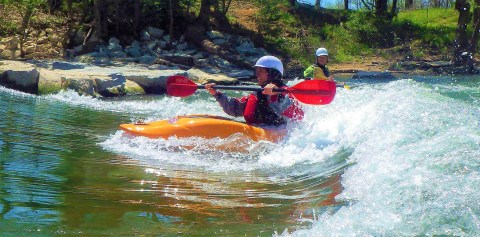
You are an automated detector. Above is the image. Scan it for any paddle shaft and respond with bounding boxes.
[166,75,336,105]
[174,84,332,96]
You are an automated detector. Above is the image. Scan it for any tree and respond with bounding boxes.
[198,0,213,28]
[315,0,320,9]
[1,0,43,57]
[405,0,413,9]
[48,0,62,14]
[468,10,480,71]
[453,0,471,66]
[92,0,107,42]
[391,0,398,15]
[345,0,349,10]
[375,0,388,16]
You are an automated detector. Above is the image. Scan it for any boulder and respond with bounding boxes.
[37,68,64,95]
[0,61,39,94]
[125,79,146,95]
[62,77,96,96]
[235,41,257,55]
[187,68,238,85]
[207,31,225,40]
[147,27,164,39]
[123,69,187,94]
[94,74,127,97]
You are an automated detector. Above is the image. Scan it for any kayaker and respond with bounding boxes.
[303,47,334,81]
[205,55,304,126]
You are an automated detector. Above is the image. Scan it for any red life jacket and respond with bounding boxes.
[243,92,288,126]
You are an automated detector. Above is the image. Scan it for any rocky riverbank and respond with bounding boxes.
[0,28,265,96]
[1,26,474,97]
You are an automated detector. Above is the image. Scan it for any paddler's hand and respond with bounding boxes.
[262,83,279,95]
[205,83,217,95]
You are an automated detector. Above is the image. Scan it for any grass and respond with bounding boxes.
[397,8,458,28]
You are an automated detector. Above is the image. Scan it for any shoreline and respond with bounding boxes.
[0,58,476,97]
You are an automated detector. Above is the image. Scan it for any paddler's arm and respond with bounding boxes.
[205,83,245,117]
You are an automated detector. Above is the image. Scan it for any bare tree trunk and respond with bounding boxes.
[133,0,141,38]
[198,0,213,28]
[315,0,321,9]
[64,0,74,49]
[405,0,414,9]
[48,0,61,14]
[93,0,104,42]
[466,0,480,72]
[453,0,471,66]
[375,0,388,16]
[344,0,349,10]
[169,0,174,38]
[391,0,398,15]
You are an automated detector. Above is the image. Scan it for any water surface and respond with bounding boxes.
[1,75,479,236]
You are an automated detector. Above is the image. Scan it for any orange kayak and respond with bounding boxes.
[119,114,286,142]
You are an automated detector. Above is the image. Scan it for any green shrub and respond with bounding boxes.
[0,20,19,36]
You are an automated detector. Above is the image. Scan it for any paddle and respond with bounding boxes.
[166,75,336,105]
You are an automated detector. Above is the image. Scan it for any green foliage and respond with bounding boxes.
[0,19,19,36]
[141,0,169,26]
[398,8,458,28]
[255,0,286,38]
[394,8,457,49]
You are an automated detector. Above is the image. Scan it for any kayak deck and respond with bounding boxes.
[119,114,286,142]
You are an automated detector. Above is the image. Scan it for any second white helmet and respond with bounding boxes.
[315,48,328,56]
[254,56,284,75]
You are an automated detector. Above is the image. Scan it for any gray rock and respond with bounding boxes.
[187,68,238,85]
[207,30,225,40]
[163,35,171,43]
[148,64,170,70]
[1,66,40,93]
[52,61,85,70]
[147,27,164,39]
[212,38,228,45]
[138,55,156,65]
[140,30,151,41]
[235,41,256,54]
[208,56,231,68]
[227,69,254,79]
[63,77,95,96]
[123,69,187,94]
[158,41,168,49]
[192,53,205,60]
[146,40,158,50]
[176,42,188,51]
[107,37,123,51]
[125,45,142,57]
[94,73,127,96]
[110,51,128,58]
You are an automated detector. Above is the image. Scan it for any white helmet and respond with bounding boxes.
[254,55,284,75]
[315,48,328,56]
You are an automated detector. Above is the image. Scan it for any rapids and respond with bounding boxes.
[1,76,479,236]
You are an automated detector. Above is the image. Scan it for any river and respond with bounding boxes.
[1,75,479,236]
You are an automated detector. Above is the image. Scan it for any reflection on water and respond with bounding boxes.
[0,87,347,236]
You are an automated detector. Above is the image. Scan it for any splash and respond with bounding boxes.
[281,79,480,236]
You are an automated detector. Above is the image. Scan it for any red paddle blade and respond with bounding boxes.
[166,75,198,97]
[289,80,336,105]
